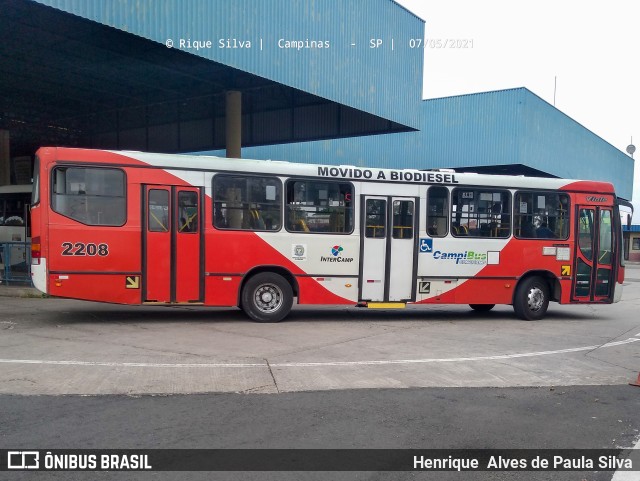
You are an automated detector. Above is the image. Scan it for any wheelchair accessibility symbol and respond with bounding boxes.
[419,238,433,253]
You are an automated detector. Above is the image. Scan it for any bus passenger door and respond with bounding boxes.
[361,197,387,302]
[572,205,614,302]
[388,198,417,301]
[360,196,417,302]
[143,185,203,303]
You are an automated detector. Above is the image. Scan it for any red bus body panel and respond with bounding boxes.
[30,147,625,312]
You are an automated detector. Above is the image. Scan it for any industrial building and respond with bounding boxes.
[232,87,634,201]
[1,0,423,184]
[625,226,640,262]
[0,0,634,201]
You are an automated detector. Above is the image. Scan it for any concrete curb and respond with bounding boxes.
[0,285,43,298]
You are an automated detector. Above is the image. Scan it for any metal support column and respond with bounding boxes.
[225,91,242,159]
[0,130,10,186]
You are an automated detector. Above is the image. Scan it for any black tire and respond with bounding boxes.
[513,276,549,321]
[241,272,293,323]
[469,304,495,312]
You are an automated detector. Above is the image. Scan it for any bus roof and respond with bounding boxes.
[36,147,616,195]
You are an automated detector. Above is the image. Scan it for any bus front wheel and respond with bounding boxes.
[513,277,549,321]
[241,272,293,323]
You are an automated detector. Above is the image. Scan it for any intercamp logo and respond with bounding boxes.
[321,245,354,263]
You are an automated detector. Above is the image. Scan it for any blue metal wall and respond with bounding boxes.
[34,0,424,130]
[29,2,632,199]
[517,90,631,186]
[230,88,634,200]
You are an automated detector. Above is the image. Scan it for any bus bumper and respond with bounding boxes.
[613,282,624,303]
[31,258,47,294]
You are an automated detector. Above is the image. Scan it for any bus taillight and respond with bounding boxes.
[31,237,41,265]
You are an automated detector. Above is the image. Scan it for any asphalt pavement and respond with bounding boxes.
[1,385,639,481]
[1,265,639,480]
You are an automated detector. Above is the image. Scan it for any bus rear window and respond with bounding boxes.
[52,167,126,226]
[31,156,40,206]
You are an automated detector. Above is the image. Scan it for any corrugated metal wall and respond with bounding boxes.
[418,89,523,168]
[27,1,633,199]
[34,0,424,130]
[229,88,634,200]
[517,91,631,186]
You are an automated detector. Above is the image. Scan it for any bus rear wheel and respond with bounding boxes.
[513,276,549,321]
[241,272,293,323]
[469,304,495,312]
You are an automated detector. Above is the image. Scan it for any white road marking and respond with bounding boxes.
[0,359,264,368]
[273,338,640,367]
[0,338,638,369]
[611,437,640,481]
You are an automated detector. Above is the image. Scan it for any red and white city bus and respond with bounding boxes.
[30,147,630,322]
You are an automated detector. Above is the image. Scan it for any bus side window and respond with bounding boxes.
[285,180,354,234]
[213,174,282,231]
[52,167,126,226]
[514,192,569,240]
[427,187,448,237]
[450,189,510,238]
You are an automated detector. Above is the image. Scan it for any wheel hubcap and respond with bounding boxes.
[527,287,544,311]
[254,284,283,313]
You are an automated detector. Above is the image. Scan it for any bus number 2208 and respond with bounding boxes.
[61,242,109,257]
